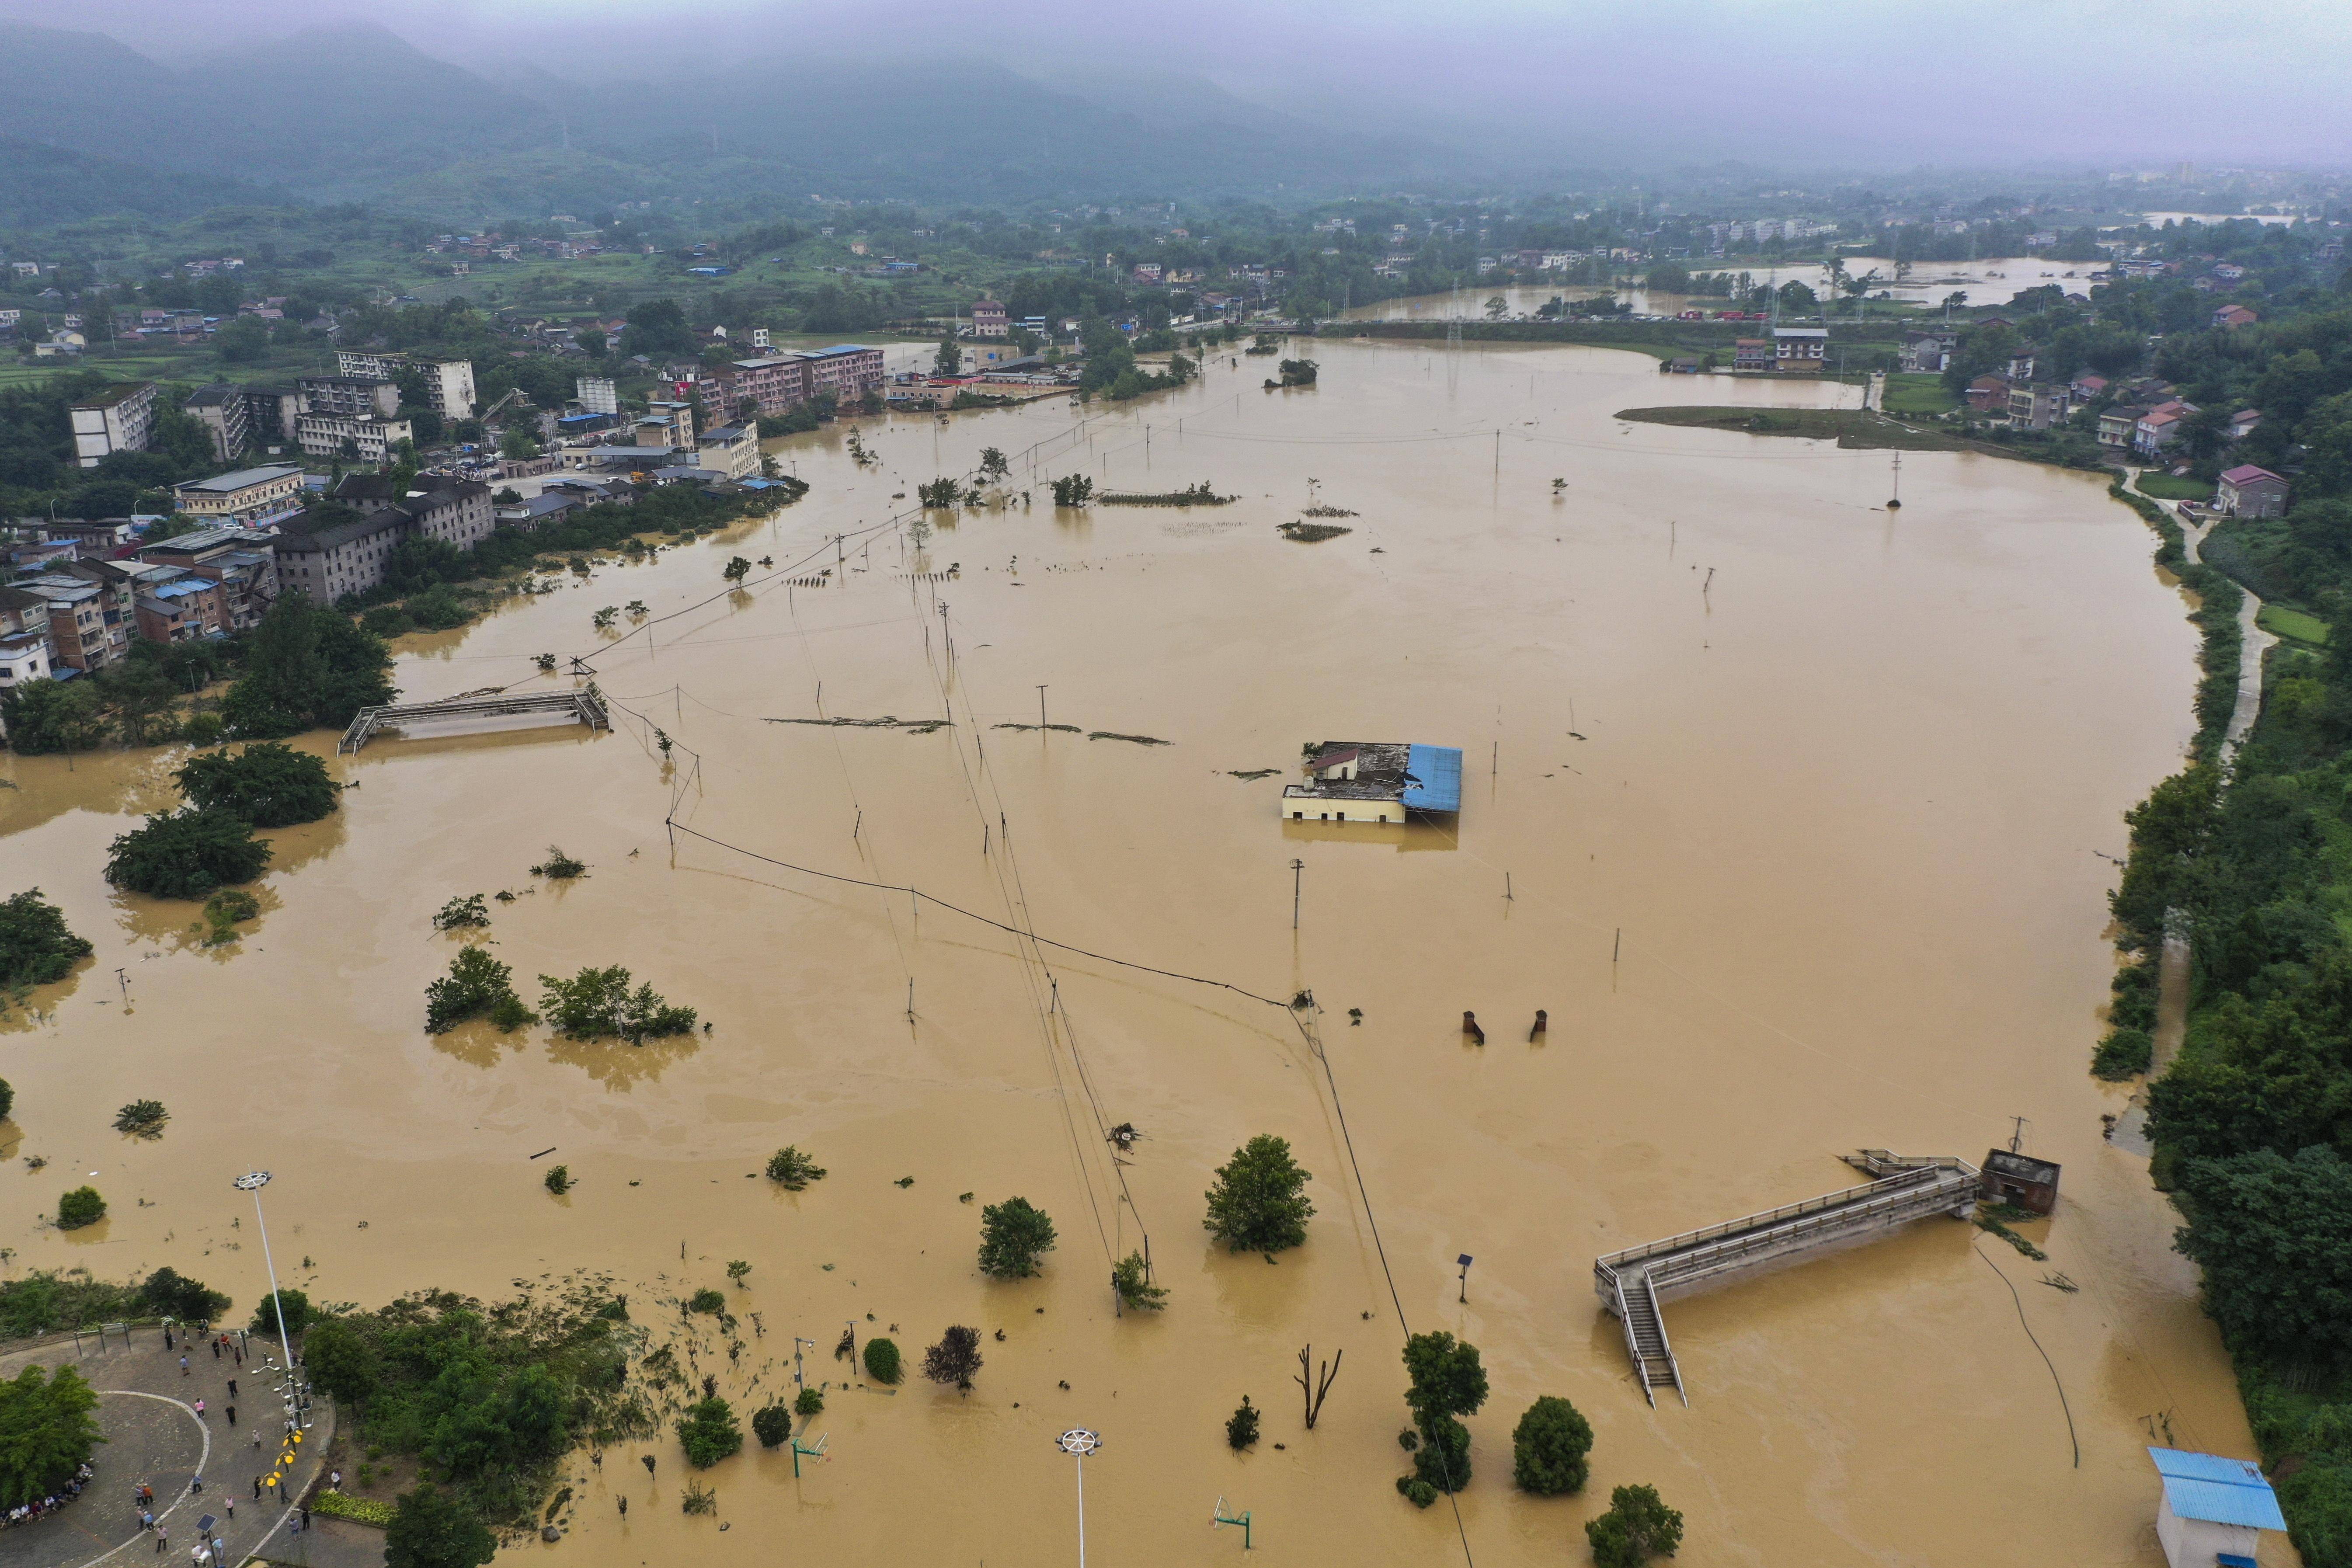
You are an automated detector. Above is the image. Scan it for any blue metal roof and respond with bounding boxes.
[1401,744,1463,814]
[2149,1448,2286,1530]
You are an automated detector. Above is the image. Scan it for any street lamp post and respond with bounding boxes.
[1058,1428,1101,1568]
[233,1172,296,1367]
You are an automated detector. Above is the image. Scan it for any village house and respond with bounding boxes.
[2006,383,2070,431]
[1282,741,1464,824]
[2098,406,2147,451]
[1733,338,1773,372]
[971,298,1009,338]
[2069,372,2110,401]
[2134,407,2185,457]
[1771,327,1827,372]
[2217,464,2289,519]
[1963,375,2011,414]
[2213,303,2259,330]
[1899,328,1958,373]
[2226,408,2263,441]
[130,569,229,643]
[2148,1448,2284,1568]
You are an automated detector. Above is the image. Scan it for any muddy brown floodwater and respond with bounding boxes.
[0,340,2275,1566]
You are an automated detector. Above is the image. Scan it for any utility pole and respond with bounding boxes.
[1290,859,1305,930]
[1037,685,1049,730]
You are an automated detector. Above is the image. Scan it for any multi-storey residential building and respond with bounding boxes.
[1771,327,1827,373]
[337,352,477,415]
[298,375,400,420]
[243,386,303,445]
[0,626,52,726]
[173,464,308,527]
[271,508,412,601]
[183,382,253,461]
[22,576,125,671]
[698,426,762,480]
[138,527,282,631]
[799,345,885,400]
[0,584,45,637]
[334,474,495,551]
[297,411,413,462]
[131,570,229,643]
[577,375,618,415]
[70,381,157,468]
[2006,384,2071,431]
[971,298,1009,338]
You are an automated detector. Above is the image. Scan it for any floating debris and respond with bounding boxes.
[1300,504,1358,518]
[994,723,1084,734]
[1280,521,1352,542]
[1097,482,1235,508]
[769,716,952,734]
[1088,731,1171,746]
[1228,768,1280,781]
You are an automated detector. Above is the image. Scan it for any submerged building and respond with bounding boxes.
[1282,741,1463,824]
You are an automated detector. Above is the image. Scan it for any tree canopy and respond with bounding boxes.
[0,889,92,989]
[102,808,271,899]
[0,1364,103,1508]
[175,741,341,827]
[977,1196,1058,1278]
[219,593,396,739]
[1203,1134,1315,1252]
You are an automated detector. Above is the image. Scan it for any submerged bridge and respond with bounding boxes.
[338,688,611,754]
[1593,1151,1982,1405]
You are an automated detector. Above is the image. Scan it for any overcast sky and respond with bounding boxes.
[10,0,2352,172]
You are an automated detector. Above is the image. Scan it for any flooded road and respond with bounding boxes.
[0,339,2264,1564]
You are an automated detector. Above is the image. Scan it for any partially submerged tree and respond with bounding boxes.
[862,1338,901,1384]
[424,947,536,1034]
[1586,1484,1684,1567]
[1399,1332,1488,1495]
[104,808,271,899]
[112,1100,169,1139]
[675,1397,742,1467]
[1112,1252,1167,1311]
[1203,1135,1315,1253]
[1225,1395,1260,1450]
[922,1325,984,1392]
[765,1147,826,1189]
[751,1405,790,1447]
[1511,1395,1594,1495]
[538,966,695,1043]
[530,845,586,879]
[432,894,491,931]
[175,741,340,827]
[977,1196,1058,1278]
[0,889,93,990]
[55,1187,105,1231]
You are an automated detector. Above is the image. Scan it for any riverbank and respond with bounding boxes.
[1610,404,2116,471]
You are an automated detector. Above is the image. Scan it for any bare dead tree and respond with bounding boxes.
[1295,1344,1342,1430]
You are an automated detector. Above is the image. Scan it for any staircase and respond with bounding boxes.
[1613,1272,1684,1407]
[1593,1151,1982,1403]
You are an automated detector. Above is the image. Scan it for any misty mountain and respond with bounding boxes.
[0,136,279,226]
[0,22,1469,224]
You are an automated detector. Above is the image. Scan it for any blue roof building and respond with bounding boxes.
[2150,1447,2285,1568]
[1283,741,1464,825]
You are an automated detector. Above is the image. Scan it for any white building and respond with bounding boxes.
[2149,1447,2285,1568]
[69,381,157,468]
[576,375,618,415]
[698,426,762,481]
[337,351,476,416]
[173,464,308,526]
[296,411,413,463]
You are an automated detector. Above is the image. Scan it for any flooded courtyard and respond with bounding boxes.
[0,337,2265,1564]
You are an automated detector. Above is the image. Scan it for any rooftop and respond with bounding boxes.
[177,464,304,495]
[2221,464,2284,485]
[2148,1448,2286,1531]
[70,380,153,410]
[1284,740,1464,814]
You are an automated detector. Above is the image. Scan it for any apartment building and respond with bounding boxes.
[337,352,477,415]
[334,474,495,551]
[21,575,127,671]
[298,375,400,420]
[131,570,229,643]
[173,463,308,527]
[271,508,412,601]
[69,381,157,467]
[698,426,762,480]
[799,344,886,400]
[138,527,281,631]
[183,381,253,461]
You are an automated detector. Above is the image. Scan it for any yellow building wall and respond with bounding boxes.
[1281,793,1400,824]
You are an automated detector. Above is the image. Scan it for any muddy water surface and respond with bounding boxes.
[0,341,2269,1565]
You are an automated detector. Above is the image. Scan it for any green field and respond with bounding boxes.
[1880,373,1956,415]
[2136,470,2215,501]
[2258,604,2330,645]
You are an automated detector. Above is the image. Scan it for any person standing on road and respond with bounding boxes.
[226,1405,236,1427]
[179,1355,189,1377]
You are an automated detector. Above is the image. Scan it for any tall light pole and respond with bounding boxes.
[1058,1428,1100,1568]
[233,1172,295,1365]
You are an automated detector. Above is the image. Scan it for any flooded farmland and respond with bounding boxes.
[0,338,2266,1565]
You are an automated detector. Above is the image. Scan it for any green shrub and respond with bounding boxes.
[675,1397,741,1468]
[2093,1027,2154,1078]
[359,605,414,638]
[1412,1416,1471,1492]
[0,889,94,989]
[426,947,533,1034]
[112,1100,169,1139]
[765,1146,826,1189]
[250,1287,312,1339]
[383,1484,494,1568]
[1225,1396,1259,1450]
[55,1187,105,1230]
[1586,1484,1684,1567]
[862,1338,901,1384]
[175,741,341,827]
[1111,1251,1168,1310]
[530,845,586,879]
[543,1165,572,1195]
[536,966,695,1043]
[139,1266,229,1323]
[104,807,271,899]
[1203,1134,1315,1252]
[1396,1477,1438,1508]
[179,712,224,747]
[977,1196,1058,1278]
[311,1489,397,1526]
[432,894,491,931]
[0,1079,12,1120]
[751,1405,791,1447]
[0,1364,103,1508]
[688,1289,725,1315]
[794,1387,823,1416]
[1511,1395,1593,1495]
[405,584,472,631]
